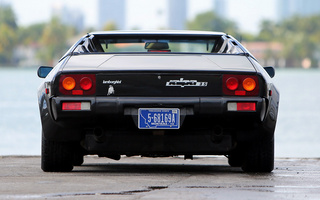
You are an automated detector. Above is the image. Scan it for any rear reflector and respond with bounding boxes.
[72,90,84,95]
[62,102,91,111]
[235,90,246,96]
[227,102,256,111]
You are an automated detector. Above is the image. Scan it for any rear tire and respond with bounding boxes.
[41,136,74,172]
[241,137,274,173]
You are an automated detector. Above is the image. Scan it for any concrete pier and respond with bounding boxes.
[0,156,319,199]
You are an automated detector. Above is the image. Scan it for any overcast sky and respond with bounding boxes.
[1,0,277,33]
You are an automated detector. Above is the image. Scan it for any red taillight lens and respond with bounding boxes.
[59,74,96,95]
[237,102,256,111]
[62,102,81,110]
[148,50,171,52]
[226,77,239,90]
[80,77,93,90]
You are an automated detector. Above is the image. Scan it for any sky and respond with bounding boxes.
[1,0,277,33]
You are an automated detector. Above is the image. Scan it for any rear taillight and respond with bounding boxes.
[226,77,239,91]
[242,78,256,91]
[62,77,76,90]
[62,102,91,111]
[227,102,256,111]
[59,74,96,95]
[80,77,93,90]
[223,75,259,96]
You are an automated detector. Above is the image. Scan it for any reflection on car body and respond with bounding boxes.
[37,31,279,172]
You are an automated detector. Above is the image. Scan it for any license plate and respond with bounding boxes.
[138,108,180,129]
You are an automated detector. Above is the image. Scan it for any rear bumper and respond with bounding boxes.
[42,96,273,154]
[51,96,266,121]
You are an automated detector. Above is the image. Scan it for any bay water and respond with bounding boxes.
[0,67,319,157]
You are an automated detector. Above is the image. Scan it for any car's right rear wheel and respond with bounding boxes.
[41,135,74,172]
[241,137,274,173]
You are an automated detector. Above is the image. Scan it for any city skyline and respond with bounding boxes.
[98,0,126,30]
[168,0,187,30]
[4,0,320,33]
[278,0,320,20]
[2,0,278,33]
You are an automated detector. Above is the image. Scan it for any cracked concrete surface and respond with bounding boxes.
[0,156,320,199]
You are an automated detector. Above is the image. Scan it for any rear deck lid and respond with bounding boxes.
[63,54,256,72]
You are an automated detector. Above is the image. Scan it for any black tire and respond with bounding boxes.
[41,136,74,172]
[241,137,274,173]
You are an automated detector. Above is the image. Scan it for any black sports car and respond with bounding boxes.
[37,31,279,172]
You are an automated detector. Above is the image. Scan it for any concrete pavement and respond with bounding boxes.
[0,156,320,199]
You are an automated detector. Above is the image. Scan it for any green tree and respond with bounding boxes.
[282,15,320,67]
[187,11,238,35]
[18,23,46,45]
[257,20,278,42]
[0,5,18,66]
[103,21,117,31]
[0,4,17,29]
[37,17,75,65]
[256,15,320,67]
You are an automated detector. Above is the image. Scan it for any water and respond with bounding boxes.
[0,67,319,157]
[0,67,42,155]
[273,69,320,157]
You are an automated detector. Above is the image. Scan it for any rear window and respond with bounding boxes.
[100,39,217,53]
[73,35,245,54]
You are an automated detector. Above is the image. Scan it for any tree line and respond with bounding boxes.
[187,11,320,68]
[1,4,320,68]
[0,4,77,66]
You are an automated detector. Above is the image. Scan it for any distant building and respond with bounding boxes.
[242,42,284,68]
[98,0,126,30]
[168,0,187,30]
[52,3,84,32]
[214,0,227,17]
[278,0,320,20]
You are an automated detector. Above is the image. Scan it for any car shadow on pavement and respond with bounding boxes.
[73,163,243,174]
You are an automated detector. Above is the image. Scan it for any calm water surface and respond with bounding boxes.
[0,67,319,157]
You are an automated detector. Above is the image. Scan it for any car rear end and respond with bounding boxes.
[50,58,270,162]
[39,31,278,172]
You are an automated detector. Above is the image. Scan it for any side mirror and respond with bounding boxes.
[264,66,275,78]
[37,66,53,78]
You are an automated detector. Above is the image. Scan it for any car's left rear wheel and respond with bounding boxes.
[41,135,74,172]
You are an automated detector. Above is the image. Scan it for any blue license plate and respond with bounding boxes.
[138,108,180,129]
